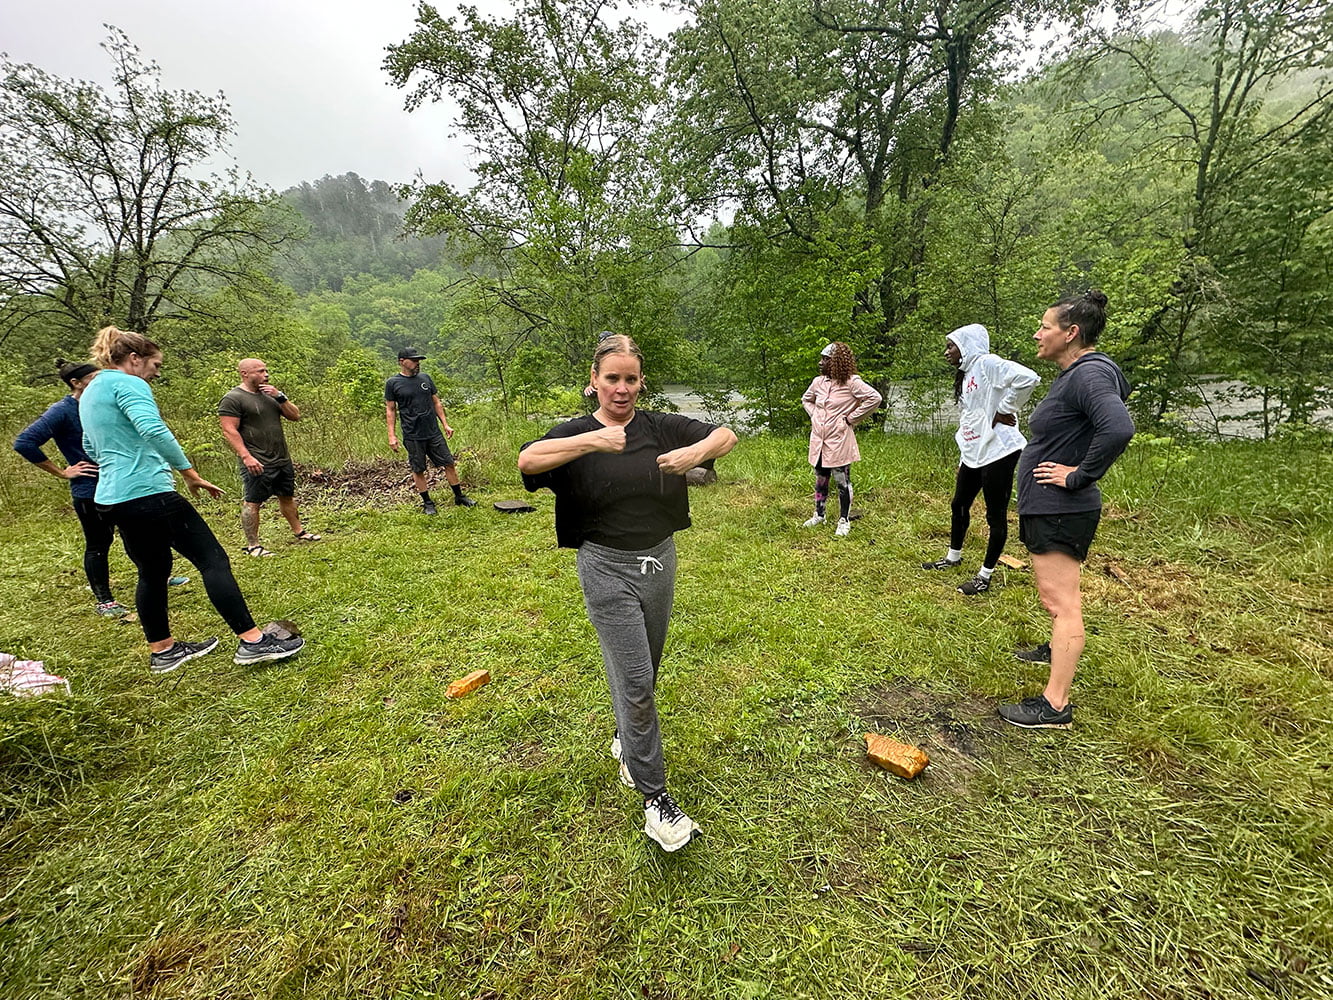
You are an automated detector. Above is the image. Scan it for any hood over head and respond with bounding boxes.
[946,324,989,369]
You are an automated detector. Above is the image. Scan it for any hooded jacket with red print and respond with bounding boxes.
[947,323,1040,469]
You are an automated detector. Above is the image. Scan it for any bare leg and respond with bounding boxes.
[411,471,429,493]
[241,502,262,547]
[277,496,304,535]
[1031,550,1084,710]
[443,464,461,486]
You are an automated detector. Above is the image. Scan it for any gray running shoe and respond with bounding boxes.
[149,637,220,674]
[998,694,1073,729]
[921,557,962,570]
[234,633,305,665]
[1014,642,1052,664]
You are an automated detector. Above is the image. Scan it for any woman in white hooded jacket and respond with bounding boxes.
[922,324,1039,594]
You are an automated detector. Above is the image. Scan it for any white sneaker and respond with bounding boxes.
[835,518,851,536]
[643,792,701,852]
[610,734,635,789]
[802,514,825,528]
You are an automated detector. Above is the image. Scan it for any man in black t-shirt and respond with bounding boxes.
[384,347,474,514]
[219,358,320,555]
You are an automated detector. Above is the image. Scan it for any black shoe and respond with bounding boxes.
[149,637,220,674]
[922,557,962,570]
[1014,642,1052,664]
[958,574,991,595]
[454,495,476,507]
[422,500,438,515]
[234,633,305,665]
[998,694,1073,729]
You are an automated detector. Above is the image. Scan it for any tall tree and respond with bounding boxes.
[0,27,294,344]
[1066,0,1333,418]
[385,0,683,390]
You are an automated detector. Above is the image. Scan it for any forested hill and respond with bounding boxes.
[273,173,449,294]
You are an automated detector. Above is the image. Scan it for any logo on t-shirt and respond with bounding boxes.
[421,381,430,392]
[966,376,978,393]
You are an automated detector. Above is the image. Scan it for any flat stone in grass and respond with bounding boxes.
[685,466,717,486]
[493,499,536,513]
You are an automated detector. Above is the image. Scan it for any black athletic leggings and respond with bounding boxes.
[101,491,255,643]
[950,450,1021,570]
[72,498,115,603]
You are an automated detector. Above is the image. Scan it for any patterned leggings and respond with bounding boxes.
[814,462,852,521]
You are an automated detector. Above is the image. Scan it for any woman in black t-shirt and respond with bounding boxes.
[519,334,737,852]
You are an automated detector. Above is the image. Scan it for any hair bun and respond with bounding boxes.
[1085,289,1108,309]
[55,357,69,368]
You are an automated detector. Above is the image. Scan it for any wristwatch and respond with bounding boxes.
[274,393,289,404]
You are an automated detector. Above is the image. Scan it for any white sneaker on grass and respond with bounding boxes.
[835,518,851,537]
[610,734,635,789]
[801,514,825,528]
[643,792,701,852]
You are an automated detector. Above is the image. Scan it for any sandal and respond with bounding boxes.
[243,545,275,557]
[293,531,321,542]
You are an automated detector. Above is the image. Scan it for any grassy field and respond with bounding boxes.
[2,416,1332,999]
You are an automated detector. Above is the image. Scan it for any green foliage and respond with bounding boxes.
[0,27,296,342]
[1,429,1331,998]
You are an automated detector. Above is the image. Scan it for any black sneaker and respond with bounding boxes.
[422,500,438,516]
[149,637,220,674]
[998,694,1073,729]
[921,557,962,570]
[1014,642,1052,663]
[454,495,477,508]
[958,574,991,595]
[234,633,305,665]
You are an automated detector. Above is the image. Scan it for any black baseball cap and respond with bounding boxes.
[397,347,426,360]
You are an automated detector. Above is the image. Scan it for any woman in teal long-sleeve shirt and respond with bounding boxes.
[81,326,305,674]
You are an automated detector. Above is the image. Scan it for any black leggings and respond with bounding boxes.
[72,498,115,603]
[950,451,1020,569]
[814,462,852,521]
[101,491,255,643]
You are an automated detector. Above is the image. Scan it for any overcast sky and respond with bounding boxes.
[1,1,487,193]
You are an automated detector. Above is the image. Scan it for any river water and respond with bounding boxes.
[658,381,1331,439]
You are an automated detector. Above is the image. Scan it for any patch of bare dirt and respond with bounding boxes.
[128,932,226,995]
[294,459,471,510]
[850,680,1005,796]
[1084,553,1204,614]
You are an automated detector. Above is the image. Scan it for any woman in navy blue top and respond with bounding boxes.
[13,360,128,615]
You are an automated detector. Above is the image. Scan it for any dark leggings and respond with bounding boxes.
[72,498,115,603]
[814,462,852,520]
[102,491,255,643]
[950,451,1021,569]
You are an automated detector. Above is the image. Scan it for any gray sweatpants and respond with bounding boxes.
[576,536,677,799]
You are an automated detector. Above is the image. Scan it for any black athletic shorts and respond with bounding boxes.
[1019,510,1101,562]
[240,461,296,504]
[405,434,455,474]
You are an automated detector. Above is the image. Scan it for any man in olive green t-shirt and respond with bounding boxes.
[218,358,320,556]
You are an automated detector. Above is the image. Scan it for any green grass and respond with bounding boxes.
[2,424,1332,999]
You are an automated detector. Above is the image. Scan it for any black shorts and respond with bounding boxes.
[1019,510,1101,561]
[405,434,455,474]
[240,461,296,504]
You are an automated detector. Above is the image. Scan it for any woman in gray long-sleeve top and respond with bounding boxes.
[999,290,1135,729]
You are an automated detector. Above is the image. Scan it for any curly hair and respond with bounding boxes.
[824,342,857,384]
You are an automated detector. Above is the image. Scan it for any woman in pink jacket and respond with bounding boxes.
[800,342,883,536]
